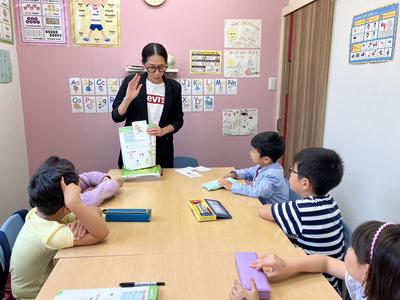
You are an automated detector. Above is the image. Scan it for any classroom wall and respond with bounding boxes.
[17,0,288,175]
[0,36,29,221]
[323,0,400,228]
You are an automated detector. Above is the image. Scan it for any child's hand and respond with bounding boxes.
[225,171,238,179]
[218,178,233,190]
[61,177,82,209]
[229,279,259,300]
[68,220,88,240]
[125,74,143,102]
[251,254,288,280]
[116,177,124,187]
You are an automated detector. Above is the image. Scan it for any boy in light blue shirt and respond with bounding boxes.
[219,131,288,204]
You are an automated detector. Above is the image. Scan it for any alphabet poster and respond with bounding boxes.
[69,77,120,113]
[223,108,258,135]
[0,0,14,44]
[70,0,120,47]
[16,0,68,44]
[349,3,398,64]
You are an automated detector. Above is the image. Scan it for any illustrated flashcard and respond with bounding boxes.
[83,96,96,113]
[0,0,13,44]
[94,78,107,95]
[17,0,68,45]
[204,96,214,112]
[182,95,192,112]
[223,108,258,135]
[190,50,221,74]
[191,79,203,95]
[349,3,398,64]
[0,49,12,83]
[224,50,261,77]
[192,96,203,112]
[227,79,238,95]
[70,0,120,47]
[180,78,192,95]
[107,78,120,95]
[108,95,115,112]
[96,96,108,113]
[82,78,95,95]
[224,19,262,48]
[70,96,84,113]
[204,79,215,95]
[69,78,82,95]
[215,79,226,95]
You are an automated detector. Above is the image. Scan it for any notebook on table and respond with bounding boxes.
[53,286,158,300]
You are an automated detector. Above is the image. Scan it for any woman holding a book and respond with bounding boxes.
[112,43,184,168]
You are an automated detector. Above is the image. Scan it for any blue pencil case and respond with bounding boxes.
[102,209,151,222]
[202,177,237,191]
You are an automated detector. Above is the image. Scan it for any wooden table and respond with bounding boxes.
[38,252,340,300]
[55,168,296,260]
[41,167,340,300]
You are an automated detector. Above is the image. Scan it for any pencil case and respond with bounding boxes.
[235,252,271,299]
[102,208,152,222]
[188,199,216,222]
[202,177,237,191]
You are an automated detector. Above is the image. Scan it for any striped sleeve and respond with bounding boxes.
[272,200,303,236]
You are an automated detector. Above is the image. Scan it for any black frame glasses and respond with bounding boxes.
[289,167,300,175]
[145,64,168,73]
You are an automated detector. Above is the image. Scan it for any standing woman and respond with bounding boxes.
[112,43,184,168]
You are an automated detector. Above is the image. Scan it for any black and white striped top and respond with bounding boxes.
[272,194,344,288]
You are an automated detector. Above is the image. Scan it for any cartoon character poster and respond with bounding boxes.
[70,0,120,46]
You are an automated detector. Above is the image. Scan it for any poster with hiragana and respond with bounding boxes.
[70,0,120,47]
[0,0,14,44]
[224,50,260,77]
[224,19,261,48]
[349,3,398,64]
[17,0,68,44]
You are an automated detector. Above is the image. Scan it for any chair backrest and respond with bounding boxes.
[174,156,199,168]
[341,219,352,252]
[0,209,28,292]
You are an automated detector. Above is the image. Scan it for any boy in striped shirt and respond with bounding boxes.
[259,147,345,289]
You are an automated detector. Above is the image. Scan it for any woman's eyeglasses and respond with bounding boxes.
[289,167,300,175]
[145,65,168,73]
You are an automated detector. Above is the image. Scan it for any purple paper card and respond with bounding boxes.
[235,252,271,298]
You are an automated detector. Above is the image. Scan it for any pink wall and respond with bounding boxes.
[17,0,287,175]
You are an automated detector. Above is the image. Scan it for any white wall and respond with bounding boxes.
[324,0,400,228]
[0,35,29,222]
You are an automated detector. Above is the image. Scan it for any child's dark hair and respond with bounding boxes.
[293,147,343,196]
[37,156,76,173]
[141,43,168,64]
[250,131,285,162]
[29,157,79,215]
[351,221,400,300]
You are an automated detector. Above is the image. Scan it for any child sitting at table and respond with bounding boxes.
[259,147,345,289]
[37,156,122,206]
[10,157,109,300]
[218,131,288,204]
[229,221,400,300]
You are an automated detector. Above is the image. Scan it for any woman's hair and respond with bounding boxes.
[351,221,400,300]
[141,43,168,64]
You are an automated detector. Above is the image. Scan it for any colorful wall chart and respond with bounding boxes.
[349,3,398,64]
[17,0,68,44]
[190,50,221,74]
